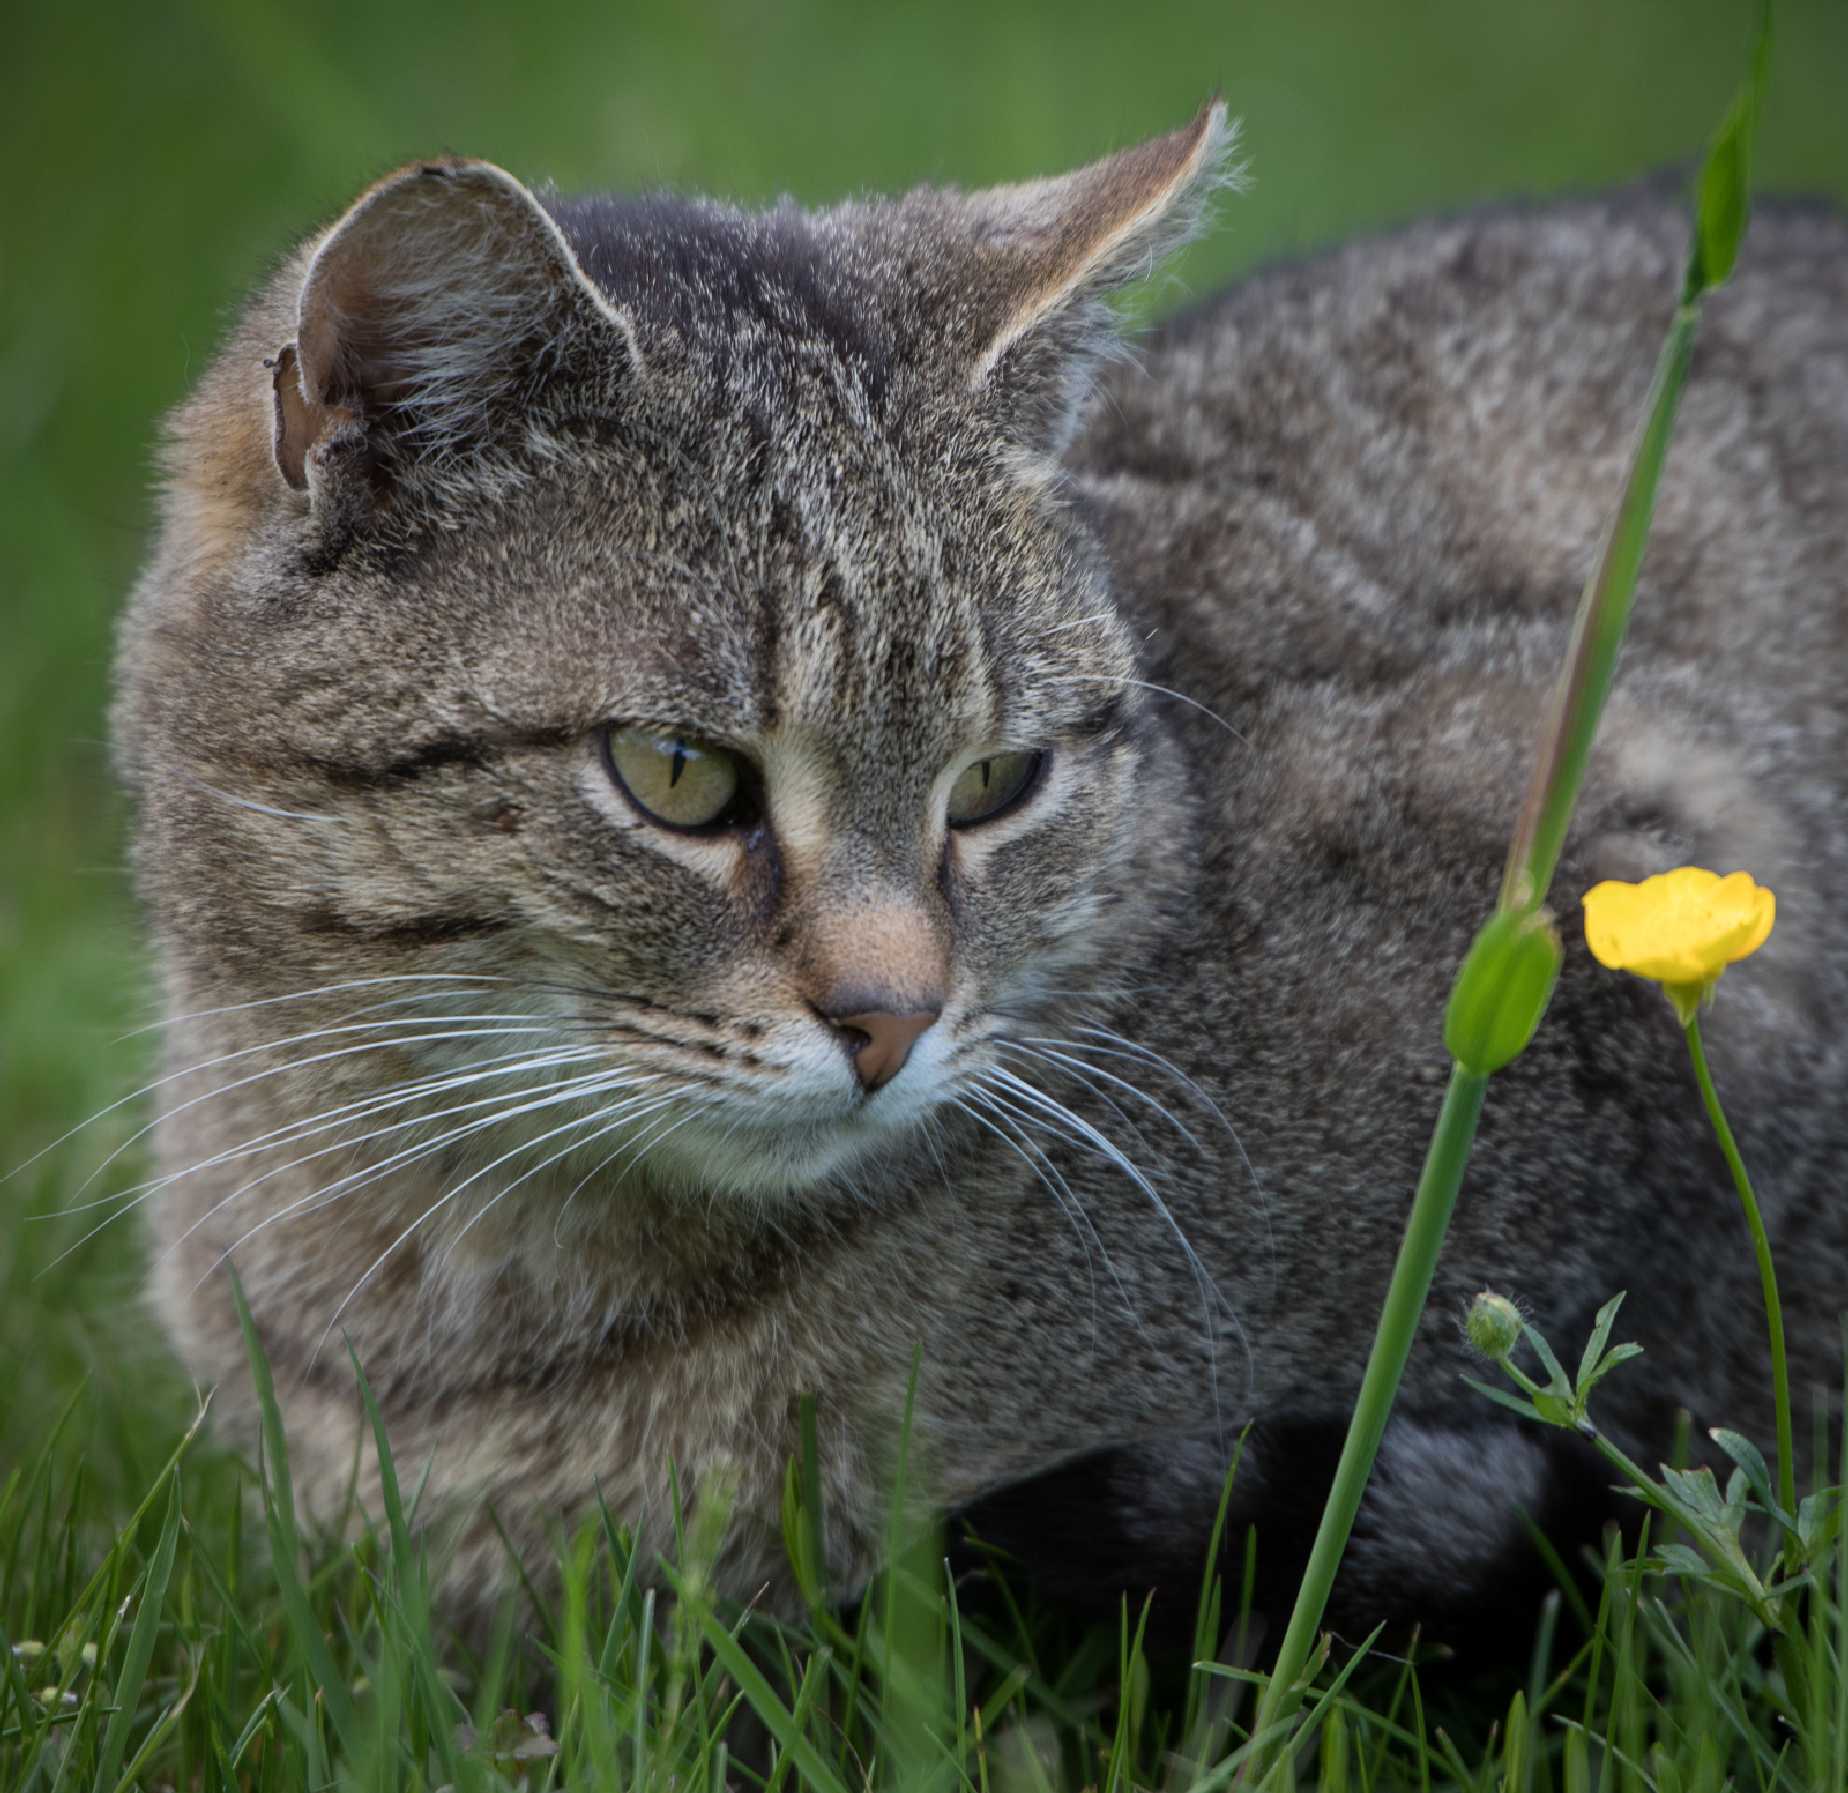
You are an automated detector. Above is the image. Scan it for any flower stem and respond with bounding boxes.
[1249,1065,1489,1778]
[1684,1011,1797,1535]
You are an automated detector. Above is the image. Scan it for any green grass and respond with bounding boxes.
[7,0,1848,1785]
[5,1329,1848,1787]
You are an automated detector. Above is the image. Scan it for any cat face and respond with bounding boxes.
[215,438,1149,1198]
[116,111,1229,1207]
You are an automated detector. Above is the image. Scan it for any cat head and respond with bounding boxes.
[116,106,1235,1204]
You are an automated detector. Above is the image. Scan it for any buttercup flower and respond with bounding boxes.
[1582,867,1775,1023]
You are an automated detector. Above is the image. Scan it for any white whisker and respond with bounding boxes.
[443,1084,691,1261]
[1041,673,1248,744]
[143,1052,625,1244]
[114,973,513,1042]
[1000,1039,1203,1153]
[47,1017,583,1212]
[33,1051,633,1278]
[304,1082,707,1364]
[539,1088,706,1248]
[191,1069,658,1289]
[597,1096,718,1190]
[52,1038,612,1221]
[1062,1026,1275,1297]
[976,1064,1247,1426]
[952,1090,1118,1336]
[176,774,345,825]
[918,1112,955,1197]
[1061,1029,1237,1131]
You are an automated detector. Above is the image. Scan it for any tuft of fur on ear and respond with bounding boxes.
[943,102,1242,455]
[274,158,638,504]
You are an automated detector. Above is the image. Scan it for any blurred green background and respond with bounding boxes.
[3,0,1844,1488]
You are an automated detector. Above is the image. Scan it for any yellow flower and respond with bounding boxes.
[1582,867,1775,1023]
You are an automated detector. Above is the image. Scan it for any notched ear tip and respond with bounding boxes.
[328,154,558,259]
[348,151,514,199]
[388,153,537,200]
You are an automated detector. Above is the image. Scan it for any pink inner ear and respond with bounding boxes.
[269,343,354,491]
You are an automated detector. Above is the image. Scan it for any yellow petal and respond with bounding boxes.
[1730,876,1776,960]
[1581,867,1776,986]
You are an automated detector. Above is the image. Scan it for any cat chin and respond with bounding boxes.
[638,1109,919,1204]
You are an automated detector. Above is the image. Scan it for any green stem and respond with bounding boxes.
[1685,1012,1797,1536]
[1499,301,1699,913]
[1250,1066,1489,1778]
[1581,1422,1783,1632]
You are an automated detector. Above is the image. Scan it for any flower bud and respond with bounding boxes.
[1445,908,1561,1074]
[1465,1291,1524,1361]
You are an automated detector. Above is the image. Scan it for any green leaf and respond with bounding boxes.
[1649,1543,1726,1587]
[1520,1320,1574,1400]
[669,1570,852,1793]
[1797,1487,1844,1555]
[1575,1293,1627,1396]
[1590,1343,1645,1386]
[230,1274,360,1758]
[1661,1464,1729,1528]
[1461,1375,1548,1424]
[94,1478,181,1793]
[1709,1427,1785,1524]
[1533,1391,1578,1428]
[107,1664,198,1793]
[346,1342,466,1789]
[1444,907,1562,1075]
[1693,98,1751,293]
[1689,0,1771,296]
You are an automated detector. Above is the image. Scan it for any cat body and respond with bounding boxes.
[113,107,1848,1627]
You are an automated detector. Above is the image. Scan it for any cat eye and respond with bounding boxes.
[946,750,1045,828]
[602,727,755,833]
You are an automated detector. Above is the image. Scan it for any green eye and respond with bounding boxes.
[602,727,749,832]
[946,750,1044,828]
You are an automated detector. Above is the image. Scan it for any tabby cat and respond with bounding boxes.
[113,103,1848,1633]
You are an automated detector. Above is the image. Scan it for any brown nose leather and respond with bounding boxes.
[828,1009,938,1092]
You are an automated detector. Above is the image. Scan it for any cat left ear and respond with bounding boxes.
[272,158,638,501]
[949,102,1237,454]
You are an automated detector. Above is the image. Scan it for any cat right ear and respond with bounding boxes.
[271,158,638,503]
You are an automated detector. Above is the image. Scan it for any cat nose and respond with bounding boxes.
[823,1007,939,1092]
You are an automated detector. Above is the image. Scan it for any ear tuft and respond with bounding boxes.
[272,158,635,500]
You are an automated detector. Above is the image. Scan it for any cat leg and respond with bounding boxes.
[952,1414,1617,1654]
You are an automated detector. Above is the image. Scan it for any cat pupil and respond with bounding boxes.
[669,742,687,787]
